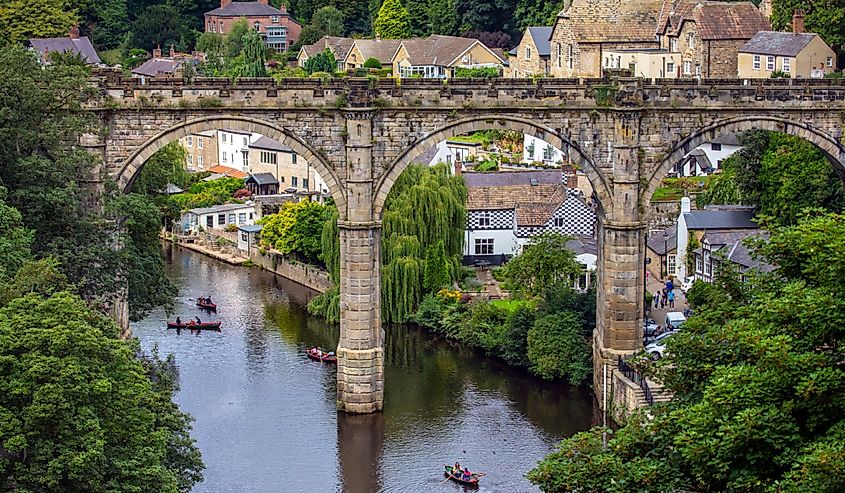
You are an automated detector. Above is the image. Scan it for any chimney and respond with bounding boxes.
[258,0,268,4]
[153,44,162,59]
[681,196,691,213]
[220,0,232,8]
[69,24,80,39]
[169,44,176,57]
[792,9,805,34]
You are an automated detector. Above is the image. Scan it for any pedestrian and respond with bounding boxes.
[665,279,674,292]
[653,290,660,309]
[668,289,675,309]
[660,289,667,309]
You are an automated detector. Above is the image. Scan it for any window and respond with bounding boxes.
[291,176,298,187]
[667,61,675,74]
[187,155,193,165]
[478,212,491,227]
[211,23,216,33]
[683,60,691,75]
[198,155,204,167]
[827,57,834,67]
[767,56,775,71]
[206,215,213,228]
[261,151,277,165]
[543,144,554,161]
[291,153,297,164]
[687,32,695,48]
[241,232,248,242]
[695,254,703,273]
[695,64,701,77]
[228,213,236,224]
[270,15,279,23]
[243,136,248,146]
[525,46,531,59]
[752,55,761,70]
[219,21,224,33]
[474,238,494,255]
[238,213,247,224]
[667,254,677,275]
[554,217,564,227]
[222,133,227,143]
[198,137,204,149]
[568,44,574,70]
[302,178,309,189]
[187,135,193,147]
[249,212,253,220]
[254,21,261,31]
[670,37,678,52]
[218,214,225,225]
[556,43,561,68]
[279,176,285,183]
[222,152,228,163]
[711,143,722,151]
[782,57,791,73]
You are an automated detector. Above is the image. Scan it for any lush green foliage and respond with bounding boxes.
[771,0,844,51]
[130,4,194,52]
[373,0,412,39]
[259,199,332,263]
[170,177,245,210]
[239,28,268,77]
[453,66,500,78]
[500,232,583,297]
[304,47,338,75]
[0,0,77,43]
[0,291,203,492]
[699,131,845,226]
[363,57,383,69]
[530,212,845,493]
[0,190,33,280]
[296,5,345,47]
[527,311,590,384]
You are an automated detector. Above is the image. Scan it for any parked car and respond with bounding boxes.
[643,317,659,336]
[680,276,695,293]
[645,332,673,360]
[665,311,687,330]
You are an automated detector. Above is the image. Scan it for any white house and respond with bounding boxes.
[675,197,758,282]
[523,134,564,165]
[180,203,258,234]
[217,129,262,172]
[674,134,742,177]
[463,170,596,267]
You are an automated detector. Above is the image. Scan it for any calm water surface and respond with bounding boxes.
[132,246,598,493]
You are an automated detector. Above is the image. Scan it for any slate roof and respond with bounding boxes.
[739,31,818,57]
[246,172,279,185]
[132,58,181,77]
[560,0,664,43]
[206,1,287,17]
[188,203,253,215]
[683,209,757,230]
[399,35,503,66]
[528,27,553,56]
[566,236,598,256]
[29,36,101,64]
[701,229,759,246]
[238,224,264,233]
[301,36,354,61]
[249,136,293,152]
[351,39,403,64]
[647,225,677,255]
[659,1,770,40]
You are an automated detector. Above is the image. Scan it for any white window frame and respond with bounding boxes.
[667,61,675,74]
[767,56,775,71]
[198,137,204,149]
[782,57,791,73]
[478,212,491,227]
[827,57,833,67]
[667,254,677,276]
[187,154,193,165]
[752,55,761,70]
[695,64,701,77]
[683,60,691,75]
[556,43,561,68]
[198,155,204,167]
[219,21,224,33]
[695,254,703,273]
[222,152,228,163]
[187,135,193,147]
[474,238,494,255]
[688,32,695,48]
[568,44,574,70]
[238,213,247,224]
[670,38,678,52]
[270,15,279,23]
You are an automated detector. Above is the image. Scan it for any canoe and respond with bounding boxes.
[167,321,221,330]
[196,300,217,311]
[443,465,480,486]
[306,347,337,363]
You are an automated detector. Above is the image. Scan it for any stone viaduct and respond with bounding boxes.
[86,70,845,414]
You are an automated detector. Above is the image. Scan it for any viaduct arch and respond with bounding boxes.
[88,72,845,414]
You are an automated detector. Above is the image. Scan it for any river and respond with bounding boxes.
[132,246,598,493]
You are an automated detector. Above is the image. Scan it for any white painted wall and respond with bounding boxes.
[678,142,742,176]
[523,134,564,164]
[675,197,691,281]
[463,229,522,257]
[217,130,262,171]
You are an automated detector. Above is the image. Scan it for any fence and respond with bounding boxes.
[617,357,654,406]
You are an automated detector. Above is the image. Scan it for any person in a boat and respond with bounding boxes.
[316,348,323,357]
[453,462,461,476]
[176,316,182,325]
[195,316,201,324]
[198,297,205,304]
[206,296,212,304]
[462,467,472,480]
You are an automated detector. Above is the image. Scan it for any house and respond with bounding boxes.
[344,39,402,70]
[205,165,248,179]
[549,0,663,78]
[180,130,218,171]
[393,35,504,78]
[462,170,596,266]
[204,0,301,50]
[523,135,564,165]
[217,129,261,171]
[507,27,552,78]
[690,229,770,283]
[29,25,102,66]
[602,48,680,78]
[674,134,742,177]
[131,45,202,80]
[245,173,279,195]
[297,36,354,70]
[180,203,257,233]
[656,0,770,78]
[646,226,678,280]
[675,197,758,282]
[237,224,263,252]
[247,136,328,195]
[738,14,836,78]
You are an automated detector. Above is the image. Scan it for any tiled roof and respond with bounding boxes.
[29,36,101,64]
[560,0,664,43]
[515,202,558,226]
[399,35,503,66]
[206,1,286,17]
[464,171,562,211]
[249,136,293,152]
[207,165,248,178]
[527,27,553,56]
[659,1,770,40]
[131,58,181,77]
[351,39,403,64]
[301,36,354,61]
[683,209,757,230]
[647,225,677,254]
[246,172,279,185]
[702,229,759,246]
[739,31,818,57]
[567,236,598,256]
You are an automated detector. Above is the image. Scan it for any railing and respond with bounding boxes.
[617,356,654,406]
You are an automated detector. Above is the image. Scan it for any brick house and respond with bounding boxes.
[204,0,301,51]
[656,0,770,78]
[507,27,552,78]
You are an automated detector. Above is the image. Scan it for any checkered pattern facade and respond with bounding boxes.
[466,209,514,230]
[515,190,596,238]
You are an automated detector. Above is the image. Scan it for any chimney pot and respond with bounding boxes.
[220,0,231,8]
[153,44,162,59]
[169,44,176,57]
[69,24,80,39]
[258,0,268,4]
[792,9,805,34]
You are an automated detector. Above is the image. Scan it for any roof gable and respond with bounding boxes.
[659,1,770,40]
[350,39,403,63]
[527,27,553,56]
[206,1,286,17]
[739,31,819,56]
[560,0,664,43]
[29,36,101,64]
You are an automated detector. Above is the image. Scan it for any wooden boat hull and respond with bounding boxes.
[443,465,479,486]
[306,348,337,363]
[167,321,221,330]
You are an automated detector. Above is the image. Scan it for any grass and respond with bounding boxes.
[652,176,714,202]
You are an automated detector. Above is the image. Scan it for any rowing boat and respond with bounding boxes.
[166,321,222,330]
[443,465,480,487]
[306,347,337,363]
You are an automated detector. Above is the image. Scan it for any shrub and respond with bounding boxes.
[363,57,382,69]
[233,188,252,199]
[453,66,500,78]
[527,312,592,384]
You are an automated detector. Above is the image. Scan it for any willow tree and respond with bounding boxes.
[239,29,267,78]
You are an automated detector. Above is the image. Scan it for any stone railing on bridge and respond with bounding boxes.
[89,69,845,111]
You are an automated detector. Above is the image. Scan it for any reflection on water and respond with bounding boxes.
[133,245,597,492]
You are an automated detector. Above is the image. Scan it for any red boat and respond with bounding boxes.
[306,347,337,363]
[443,465,480,487]
[167,321,221,330]
[196,299,217,311]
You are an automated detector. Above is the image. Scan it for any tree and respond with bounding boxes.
[195,32,225,75]
[225,19,250,58]
[363,57,382,68]
[303,47,337,75]
[529,212,845,493]
[0,291,204,491]
[239,28,268,77]
[500,232,582,297]
[0,192,33,280]
[770,0,845,52]
[130,4,192,52]
[259,199,330,263]
[78,0,130,49]
[373,0,412,39]
[309,5,345,40]
[0,0,78,44]
[428,0,458,35]
[527,311,592,384]
[423,240,450,292]
[461,30,511,50]
[513,0,562,31]
[328,0,372,35]
[405,0,431,36]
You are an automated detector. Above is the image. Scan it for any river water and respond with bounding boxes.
[132,246,598,493]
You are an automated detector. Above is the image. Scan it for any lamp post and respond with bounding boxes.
[662,230,669,279]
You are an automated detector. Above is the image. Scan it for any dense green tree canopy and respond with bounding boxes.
[303,47,337,75]
[297,5,345,47]
[239,28,268,77]
[529,212,845,493]
[259,199,331,263]
[373,0,412,39]
[130,4,194,52]
[771,0,845,51]
[0,0,78,44]
[500,232,583,297]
